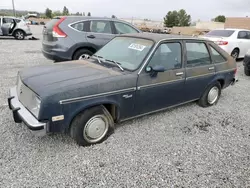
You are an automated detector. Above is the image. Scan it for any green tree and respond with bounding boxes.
[53,10,62,17]
[178,9,191,26]
[111,15,116,18]
[164,9,191,27]
[62,6,69,15]
[87,12,91,16]
[76,12,80,15]
[45,8,52,18]
[163,10,178,27]
[214,15,226,22]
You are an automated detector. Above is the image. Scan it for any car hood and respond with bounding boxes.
[20,60,122,97]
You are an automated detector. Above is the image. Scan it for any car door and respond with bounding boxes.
[237,31,250,57]
[85,20,115,50]
[184,41,216,101]
[1,18,13,35]
[136,41,186,115]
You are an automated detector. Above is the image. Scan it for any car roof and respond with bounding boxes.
[212,28,250,31]
[120,32,208,42]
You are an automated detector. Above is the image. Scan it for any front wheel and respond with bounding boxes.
[70,106,114,146]
[13,30,25,40]
[198,82,222,108]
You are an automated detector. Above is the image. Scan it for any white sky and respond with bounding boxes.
[1,0,250,21]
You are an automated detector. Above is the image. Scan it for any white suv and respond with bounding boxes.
[201,28,250,59]
[0,16,32,40]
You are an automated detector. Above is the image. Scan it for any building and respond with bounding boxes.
[195,21,224,30]
[225,17,250,30]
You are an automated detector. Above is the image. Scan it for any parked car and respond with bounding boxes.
[201,28,250,59]
[42,16,142,62]
[8,33,237,146]
[0,16,32,40]
[243,49,250,76]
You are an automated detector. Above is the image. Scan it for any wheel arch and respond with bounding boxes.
[66,100,120,131]
[12,28,26,36]
[71,45,98,60]
[199,76,225,98]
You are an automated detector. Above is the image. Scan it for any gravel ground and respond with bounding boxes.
[0,25,250,188]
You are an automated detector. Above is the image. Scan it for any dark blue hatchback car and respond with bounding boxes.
[8,33,237,146]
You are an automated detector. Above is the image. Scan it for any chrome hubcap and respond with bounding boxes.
[232,52,238,59]
[16,32,23,39]
[83,115,109,143]
[207,86,219,104]
[79,54,90,60]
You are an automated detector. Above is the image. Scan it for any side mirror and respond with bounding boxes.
[146,65,165,77]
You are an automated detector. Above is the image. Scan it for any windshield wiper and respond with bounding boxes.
[92,55,103,64]
[105,59,124,72]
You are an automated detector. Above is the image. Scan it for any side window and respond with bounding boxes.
[90,20,112,34]
[114,22,139,34]
[148,42,182,70]
[209,45,227,63]
[238,31,248,39]
[3,18,13,23]
[15,19,21,23]
[186,42,211,67]
[71,22,85,32]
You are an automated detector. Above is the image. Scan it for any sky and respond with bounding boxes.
[1,0,250,21]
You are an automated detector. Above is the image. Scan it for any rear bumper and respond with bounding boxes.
[42,49,69,62]
[8,86,47,136]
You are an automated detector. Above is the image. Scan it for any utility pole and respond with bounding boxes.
[12,0,16,17]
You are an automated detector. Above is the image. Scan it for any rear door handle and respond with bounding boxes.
[176,72,184,76]
[208,67,215,70]
[87,35,96,39]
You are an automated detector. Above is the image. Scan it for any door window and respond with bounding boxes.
[147,42,182,70]
[114,22,139,34]
[90,20,112,34]
[186,42,211,67]
[209,45,227,63]
[3,18,13,24]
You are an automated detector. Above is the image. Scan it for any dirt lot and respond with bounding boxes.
[0,25,250,187]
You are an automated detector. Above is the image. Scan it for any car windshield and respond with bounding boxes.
[205,30,235,37]
[94,37,154,71]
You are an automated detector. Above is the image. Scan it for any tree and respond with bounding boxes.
[214,15,226,22]
[53,11,62,17]
[45,8,52,18]
[62,6,69,15]
[87,12,91,16]
[111,15,116,18]
[163,9,191,27]
[76,12,80,15]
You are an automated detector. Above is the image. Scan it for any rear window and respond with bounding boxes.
[205,30,235,37]
[45,18,60,29]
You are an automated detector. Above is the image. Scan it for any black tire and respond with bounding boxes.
[244,66,250,76]
[198,82,222,108]
[231,48,239,59]
[73,49,94,60]
[13,30,25,40]
[70,106,114,146]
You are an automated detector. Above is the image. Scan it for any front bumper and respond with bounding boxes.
[8,86,47,136]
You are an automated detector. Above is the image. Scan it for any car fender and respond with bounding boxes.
[64,98,121,129]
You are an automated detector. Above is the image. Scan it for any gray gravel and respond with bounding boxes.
[0,25,250,187]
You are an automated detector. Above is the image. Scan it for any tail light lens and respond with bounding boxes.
[53,17,67,38]
[216,41,228,45]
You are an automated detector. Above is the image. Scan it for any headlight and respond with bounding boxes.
[30,93,41,118]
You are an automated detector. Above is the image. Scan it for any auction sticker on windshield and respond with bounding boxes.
[128,43,146,51]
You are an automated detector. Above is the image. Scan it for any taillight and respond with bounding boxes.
[216,41,228,45]
[52,17,67,38]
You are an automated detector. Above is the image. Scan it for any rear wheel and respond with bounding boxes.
[70,106,114,146]
[244,66,250,76]
[73,49,94,60]
[13,30,25,40]
[231,48,239,59]
[198,82,222,108]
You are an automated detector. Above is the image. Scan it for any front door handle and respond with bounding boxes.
[176,72,184,76]
[208,67,215,70]
[87,35,96,39]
